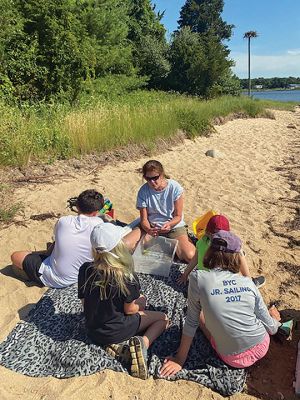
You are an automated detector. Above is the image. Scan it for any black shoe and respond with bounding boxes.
[129,336,148,380]
[105,341,131,364]
[276,320,294,342]
[252,275,266,288]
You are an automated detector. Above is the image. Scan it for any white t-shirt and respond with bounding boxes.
[39,215,103,288]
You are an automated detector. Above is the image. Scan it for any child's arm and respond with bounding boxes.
[161,273,201,376]
[178,250,198,284]
[123,275,144,315]
[239,250,251,277]
[160,334,193,376]
[124,295,146,315]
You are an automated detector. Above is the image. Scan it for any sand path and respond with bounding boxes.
[0,108,299,400]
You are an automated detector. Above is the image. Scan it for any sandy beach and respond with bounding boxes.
[0,108,299,400]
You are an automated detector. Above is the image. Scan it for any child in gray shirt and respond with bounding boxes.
[160,230,281,376]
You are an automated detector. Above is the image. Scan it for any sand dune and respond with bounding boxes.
[0,108,299,400]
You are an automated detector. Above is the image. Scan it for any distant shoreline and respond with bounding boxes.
[242,88,300,92]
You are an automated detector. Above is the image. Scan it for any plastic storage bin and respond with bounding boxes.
[133,234,178,277]
[294,340,300,395]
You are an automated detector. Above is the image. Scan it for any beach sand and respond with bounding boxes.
[0,108,299,400]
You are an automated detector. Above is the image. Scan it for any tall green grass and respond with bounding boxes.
[0,92,296,166]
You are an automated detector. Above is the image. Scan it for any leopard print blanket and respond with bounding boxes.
[0,265,246,396]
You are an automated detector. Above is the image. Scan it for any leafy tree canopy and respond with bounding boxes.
[168,27,232,97]
[0,0,134,102]
[127,0,170,87]
[178,0,233,40]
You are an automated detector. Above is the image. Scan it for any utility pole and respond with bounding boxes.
[244,31,258,96]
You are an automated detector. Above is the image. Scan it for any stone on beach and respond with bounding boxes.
[205,149,224,158]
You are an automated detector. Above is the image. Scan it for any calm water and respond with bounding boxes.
[244,89,300,102]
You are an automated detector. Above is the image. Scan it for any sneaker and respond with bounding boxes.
[279,320,294,340]
[129,336,148,380]
[252,275,266,288]
[105,341,131,365]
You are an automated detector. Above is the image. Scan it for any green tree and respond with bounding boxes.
[167,0,234,96]
[178,0,234,40]
[209,71,241,97]
[1,0,135,102]
[168,27,205,93]
[79,0,133,78]
[0,0,24,100]
[1,0,89,102]
[128,0,170,87]
[168,27,232,97]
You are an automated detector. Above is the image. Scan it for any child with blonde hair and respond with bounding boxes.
[78,223,169,380]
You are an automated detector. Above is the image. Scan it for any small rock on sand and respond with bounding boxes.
[205,149,224,158]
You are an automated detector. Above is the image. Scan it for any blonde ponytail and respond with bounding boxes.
[92,240,137,300]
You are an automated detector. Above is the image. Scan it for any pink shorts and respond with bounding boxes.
[210,333,270,368]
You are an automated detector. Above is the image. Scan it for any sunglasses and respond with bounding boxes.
[144,175,160,182]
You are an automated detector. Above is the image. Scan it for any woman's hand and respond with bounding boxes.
[159,222,172,234]
[147,226,160,236]
[160,356,183,377]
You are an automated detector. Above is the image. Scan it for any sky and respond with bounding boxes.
[152,0,300,79]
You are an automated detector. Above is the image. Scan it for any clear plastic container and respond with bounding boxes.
[294,339,300,396]
[133,234,178,277]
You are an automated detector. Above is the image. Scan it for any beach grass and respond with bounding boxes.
[0,203,22,223]
[0,92,296,167]
[0,183,23,223]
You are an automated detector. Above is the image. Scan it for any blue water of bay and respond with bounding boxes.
[243,89,300,102]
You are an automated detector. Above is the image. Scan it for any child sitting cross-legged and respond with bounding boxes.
[160,230,281,377]
[78,223,169,380]
[178,214,265,288]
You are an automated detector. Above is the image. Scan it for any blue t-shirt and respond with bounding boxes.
[136,179,185,228]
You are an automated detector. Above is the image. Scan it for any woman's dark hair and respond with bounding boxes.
[67,189,104,214]
[203,247,241,273]
[142,160,170,178]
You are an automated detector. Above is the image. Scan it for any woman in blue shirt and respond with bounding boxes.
[136,160,195,263]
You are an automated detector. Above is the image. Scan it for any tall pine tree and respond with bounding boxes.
[178,0,233,40]
[128,0,170,87]
[168,0,234,97]
[79,0,133,78]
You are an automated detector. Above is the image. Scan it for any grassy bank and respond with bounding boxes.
[0,91,296,167]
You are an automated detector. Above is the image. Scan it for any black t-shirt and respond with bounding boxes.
[78,262,141,345]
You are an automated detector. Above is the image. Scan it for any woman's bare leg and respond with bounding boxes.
[123,227,142,252]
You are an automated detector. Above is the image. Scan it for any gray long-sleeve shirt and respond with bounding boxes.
[183,269,280,355]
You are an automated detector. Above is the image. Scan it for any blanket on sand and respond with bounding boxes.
[0,265,246,396]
